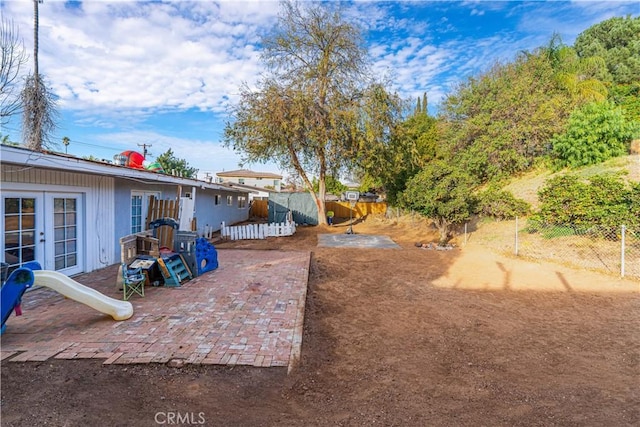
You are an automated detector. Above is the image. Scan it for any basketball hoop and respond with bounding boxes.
[344,191,360,234]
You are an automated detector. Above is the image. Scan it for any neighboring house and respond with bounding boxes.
[215,169,282,192]
[1,145,250,276]
[222,182,269,201]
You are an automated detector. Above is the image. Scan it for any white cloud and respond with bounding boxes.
[2,0,637,171]
[3,1,276,122]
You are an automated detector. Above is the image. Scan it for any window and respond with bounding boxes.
[131,194,143,233]
[238,178,245,185]
[3,197,37,270]
[274,180,280,187]
[238,196,246,209]
[226,195,233,206]
[214,195,220,205]
[131,191,159,234]
[53,198,78,271]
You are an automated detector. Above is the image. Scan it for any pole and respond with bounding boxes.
[515,216,519,256]
[621,225,626,278]
[464,222,468,246]
[138,143,152,159]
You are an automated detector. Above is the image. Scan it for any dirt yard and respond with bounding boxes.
[2,217,639,426]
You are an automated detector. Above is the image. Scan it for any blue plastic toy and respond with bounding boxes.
[195,237,218,276]
[1,263,39,335]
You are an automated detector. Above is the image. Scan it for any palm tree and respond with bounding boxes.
[22,0,57,151]
[543,35,608,104]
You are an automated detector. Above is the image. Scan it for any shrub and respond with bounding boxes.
[532,173,638,229]
[552,101,639,168]
[400,161,477,245]
[477,186,531,220]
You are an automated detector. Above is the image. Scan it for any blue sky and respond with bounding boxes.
[1,0,638,179]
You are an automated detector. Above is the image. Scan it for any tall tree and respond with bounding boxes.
[545,41,608,104]
[573,16,640,86]
[62,136,69,153]
[359,109,438,205]
[22,0,57,151]
[573,16,640,119]
[400,161,477,245]
[438,44,594,182]
[224,1,400,224]
[1,16,28,126]
[155,148,198,178]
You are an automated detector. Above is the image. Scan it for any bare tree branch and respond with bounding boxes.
[1,16,29,126]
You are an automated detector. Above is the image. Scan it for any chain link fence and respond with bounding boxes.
[514,218,640,279]
[380,208,639,279]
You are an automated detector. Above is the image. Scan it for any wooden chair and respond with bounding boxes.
[121,263,145,300]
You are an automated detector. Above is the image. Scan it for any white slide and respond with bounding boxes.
[33,270,133,321]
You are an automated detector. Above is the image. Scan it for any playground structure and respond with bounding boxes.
[1,261,133,334]
[2,217,219,333]
[118,217,219,293]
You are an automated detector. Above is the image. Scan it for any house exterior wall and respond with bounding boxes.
[194,188,250,233]
[113,178,183,263]
[1,164,116,273]
[1,149,251,275]
[113,181,249,261]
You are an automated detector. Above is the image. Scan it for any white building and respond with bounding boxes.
[215,169,282,193]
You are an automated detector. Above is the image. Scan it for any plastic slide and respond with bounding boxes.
[1,267,35,334]
[33,270,133,321]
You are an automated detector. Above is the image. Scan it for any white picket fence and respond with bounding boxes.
[220,221,297,240]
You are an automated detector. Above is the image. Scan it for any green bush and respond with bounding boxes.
[400,161,477,245]
[532,173,639,229]
[477,187,531,220]
[552,101,639,168]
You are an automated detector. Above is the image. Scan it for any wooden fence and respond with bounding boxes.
[250,200,269,218]
[329,201,387,218]
[249,199,387,220]
[220,221,296,240]
[146,196,180,248]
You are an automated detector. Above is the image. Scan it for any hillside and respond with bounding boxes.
[503,154,640,209]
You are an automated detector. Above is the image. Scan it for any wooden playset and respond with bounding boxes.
[117,218,218,298]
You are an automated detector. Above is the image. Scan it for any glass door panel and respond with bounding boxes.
[2,195,42,273]
[52,197,78,271]
[46,194,83,275]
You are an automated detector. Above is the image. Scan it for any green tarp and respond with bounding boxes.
[268,193,319,225]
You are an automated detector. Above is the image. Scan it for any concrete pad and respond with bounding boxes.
[318,233,400,249]
[1,250,310,371]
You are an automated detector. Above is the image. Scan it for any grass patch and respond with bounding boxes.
[540,226,576,239]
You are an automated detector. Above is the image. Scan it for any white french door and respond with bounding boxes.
[2,193,44,272]
[2,192,84,276]
[46,193,84,276]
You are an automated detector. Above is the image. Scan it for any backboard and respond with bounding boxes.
[345,191,360,201]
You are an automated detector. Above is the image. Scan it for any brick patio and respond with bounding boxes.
[1,250,310,371]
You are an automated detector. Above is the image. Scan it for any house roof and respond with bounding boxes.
[0,145,247,194]
[216,169,282,179]
[223,182,272,194]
